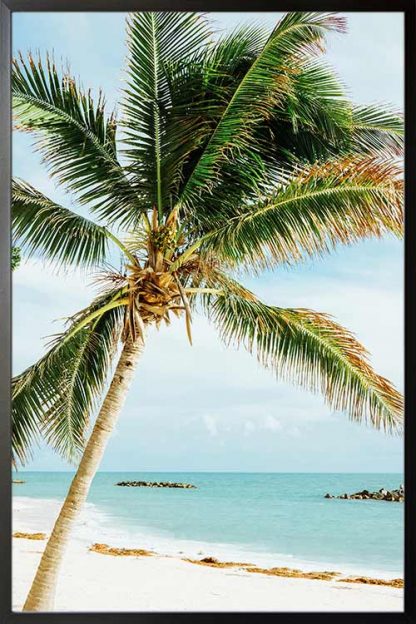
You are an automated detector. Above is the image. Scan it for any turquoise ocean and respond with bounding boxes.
[13,472,404,578]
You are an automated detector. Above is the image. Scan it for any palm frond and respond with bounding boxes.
[12,179,110,268]
[256,61,352,166]
[12,290,125,464]
[178,12,346,208]
[350,105,404,157]
[203,276,403,431]
[166,25,268,203]
[122,12,211,215]
[202,155,403,270]
[179,59,351,228]
[12,53,140,228]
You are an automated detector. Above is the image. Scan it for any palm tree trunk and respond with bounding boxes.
[22,336,145,612]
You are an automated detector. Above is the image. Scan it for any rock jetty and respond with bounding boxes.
[324,485,404,502]
[115,481,196,489]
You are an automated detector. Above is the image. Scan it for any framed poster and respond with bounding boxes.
[0,0,415,621]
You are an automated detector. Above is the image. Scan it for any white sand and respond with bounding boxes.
[12,497,403,613]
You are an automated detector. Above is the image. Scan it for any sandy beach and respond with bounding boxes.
[12,497,403,612]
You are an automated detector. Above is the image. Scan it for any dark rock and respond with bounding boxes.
[115,481,196,489]
[325,485,404,502]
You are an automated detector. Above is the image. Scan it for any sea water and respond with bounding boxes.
[12,472,404,578]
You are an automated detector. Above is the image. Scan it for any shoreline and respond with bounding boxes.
[12,494,403,580]
[12,496,403,612]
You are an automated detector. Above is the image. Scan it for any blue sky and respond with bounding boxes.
[12,12,404,472]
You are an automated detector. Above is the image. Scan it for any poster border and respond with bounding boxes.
[0,1,414,621]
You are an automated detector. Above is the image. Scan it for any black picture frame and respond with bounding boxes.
[1,1,415,622]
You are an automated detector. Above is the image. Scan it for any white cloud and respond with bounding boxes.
[263,414,282,432]
[243,420,255,437]
[202,414,219,438]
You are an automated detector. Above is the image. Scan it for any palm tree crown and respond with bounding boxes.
[12,11,403,466]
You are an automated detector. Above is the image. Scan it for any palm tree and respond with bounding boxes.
[12,11,403,611]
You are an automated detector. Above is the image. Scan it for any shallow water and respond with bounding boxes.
[13,472,404,577]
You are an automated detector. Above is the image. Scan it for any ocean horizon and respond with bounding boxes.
[13,471,404,579]
[12,469,405,473]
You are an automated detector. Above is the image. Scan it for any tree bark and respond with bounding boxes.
[22,336,144,612]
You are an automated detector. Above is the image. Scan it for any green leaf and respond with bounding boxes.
[122,12,211,215]
[256,61,352,166]
[12,54,140,228]
[12,179,110,268]
[205,276,403,431]
[12,290,125,464]
[166,25,268,205]
[350,105,404,157]
[11,246,21,270]
[178,12,346,208]
[202,155,403,270]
